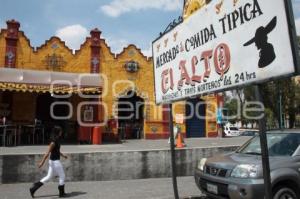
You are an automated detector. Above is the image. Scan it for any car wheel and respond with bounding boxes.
[273,187,298,199]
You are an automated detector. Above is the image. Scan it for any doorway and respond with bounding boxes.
[36,93,55,122]
[118,91,144,139]
[185,98,206,137]
[36,93,75,142]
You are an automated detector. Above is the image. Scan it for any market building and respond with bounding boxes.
[0,18,223,145]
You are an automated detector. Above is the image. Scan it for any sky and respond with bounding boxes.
[0,0,300,57]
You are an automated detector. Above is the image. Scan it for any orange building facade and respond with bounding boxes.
[0,20,222,143]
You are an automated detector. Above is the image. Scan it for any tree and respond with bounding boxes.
[265,108,276,129]
[223,98,238,124]
[223,77,300,129]
[230,86,256,127]
[260,78,299,128]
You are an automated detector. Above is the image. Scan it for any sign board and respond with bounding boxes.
[175,114,184,124]
[152,0,299,104]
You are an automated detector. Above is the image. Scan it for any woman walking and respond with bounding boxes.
[29,126,68,198]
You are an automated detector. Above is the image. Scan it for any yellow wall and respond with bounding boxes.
[183,0,207,20]
[204,95,218,137]
[100,43,176,137]
[14,35,90,73]
[0,30,6,67]
[0,22,221,139]
[0,29,90,73]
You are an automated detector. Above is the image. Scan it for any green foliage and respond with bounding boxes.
[265,108,276,129]
[224,98,238,124]
[260,78,299,128]
[223,77,300,128]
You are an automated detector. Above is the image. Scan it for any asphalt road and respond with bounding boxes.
[0,177,206,199]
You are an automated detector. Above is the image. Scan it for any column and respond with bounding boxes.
[5,19,20,68]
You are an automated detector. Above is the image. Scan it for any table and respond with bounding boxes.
[22,124,45,145]
[0,125,6,146]
[0,124,17,147]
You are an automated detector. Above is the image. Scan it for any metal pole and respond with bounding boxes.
[277,82,283,129]
[279,89,283,129]
[254,85,272,199]
[168,103,179,199]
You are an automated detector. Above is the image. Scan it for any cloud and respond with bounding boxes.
[100,0,182,17]
[142,43,153,57]
[0,20,5,29]
[295,18,300,35]
[106,38,153,57]
[106,37,130,54]
[55,24,89,50]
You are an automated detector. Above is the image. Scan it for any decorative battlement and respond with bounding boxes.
[0,19,152,74]
[0,20,151,60]
[90,28,101,47]
[6,19,20,39]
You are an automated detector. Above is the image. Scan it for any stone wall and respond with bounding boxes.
[0,146,238,184]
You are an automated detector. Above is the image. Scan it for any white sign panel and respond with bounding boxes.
[152,0,298,104]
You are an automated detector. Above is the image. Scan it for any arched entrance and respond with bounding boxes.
[118,91,144,139]
[185,98,206,138]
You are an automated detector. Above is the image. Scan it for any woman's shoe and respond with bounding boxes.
[29,181,43,198]
[58,185,67,197]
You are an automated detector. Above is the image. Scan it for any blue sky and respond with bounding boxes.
[0,0,300,57]
[0,0,183,56]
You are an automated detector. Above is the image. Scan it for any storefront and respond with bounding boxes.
[0,68,101,144]
[0,19,222,145]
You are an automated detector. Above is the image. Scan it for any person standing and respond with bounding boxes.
[29,126,68,198]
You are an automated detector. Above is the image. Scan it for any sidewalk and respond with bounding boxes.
[0,137,249,155]
[0,177,205,199]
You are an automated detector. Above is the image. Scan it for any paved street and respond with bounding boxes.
[0,177,205,199]
[0,137,249,155]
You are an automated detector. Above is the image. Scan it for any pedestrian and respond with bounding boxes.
[29,126,68,198]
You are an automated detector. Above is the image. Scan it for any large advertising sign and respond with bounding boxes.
[152,0,299,104]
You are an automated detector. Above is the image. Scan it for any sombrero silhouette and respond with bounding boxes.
[243,16,277,68]
[244,17,277,46]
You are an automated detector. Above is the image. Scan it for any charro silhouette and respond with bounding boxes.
[243,16,277,68]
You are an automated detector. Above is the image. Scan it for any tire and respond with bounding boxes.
[273,187,297,199]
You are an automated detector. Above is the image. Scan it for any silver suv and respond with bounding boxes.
[195,130,300,199]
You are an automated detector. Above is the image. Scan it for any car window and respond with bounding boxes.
[241,131,255,136]
[237,133,300,156]
[230,127,238,131]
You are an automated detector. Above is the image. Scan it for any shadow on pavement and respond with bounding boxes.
[35,194,57,198]
[66,191,87,197]
[181,196,207,199]
[36,191,87,198]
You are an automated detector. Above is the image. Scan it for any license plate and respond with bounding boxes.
[207,183,218,194]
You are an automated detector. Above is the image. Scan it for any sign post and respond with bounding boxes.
[255,85,272,199]
[152,0,299,198]
[168,103,179,199]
